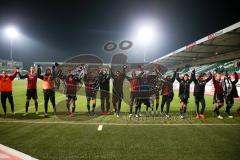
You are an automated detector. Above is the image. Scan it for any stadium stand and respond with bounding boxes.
[0,59,24,78]
[151,22,240,98]
[151,21,240,70]
[0,59,23,70]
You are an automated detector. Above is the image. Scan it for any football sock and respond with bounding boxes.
[225,106,231,115]
[44,103,48,114]
[130,106,133,114]
[66,102,70,112]
[135,106,138,114]
[118,101,122,114]
[35,100,38,112]
[53,106,57,114]
[25,101,29,113]
[195,101,200,115]
[183,107,187,113]
[87,104,90,112]
[72,107,76,113]
[166,102,170,114]
[213,107,220,116]
[180,108,183,115]
[92,104,96,112]
[156,103,159,111]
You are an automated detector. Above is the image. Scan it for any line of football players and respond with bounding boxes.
[0,64,239,119]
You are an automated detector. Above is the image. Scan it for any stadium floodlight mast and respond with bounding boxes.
[137,25,155,62]
[5,26,19,62]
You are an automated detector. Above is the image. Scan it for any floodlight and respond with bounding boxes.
[5,26,19,39]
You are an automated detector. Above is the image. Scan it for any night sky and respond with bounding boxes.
[0,0,239,68]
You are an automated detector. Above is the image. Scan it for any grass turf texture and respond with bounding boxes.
[0,80,240,160]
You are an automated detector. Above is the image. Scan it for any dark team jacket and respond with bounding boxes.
[192,72,212,97]
[111,69,126,98]
[176,72,193,98]
[99,73,110,92]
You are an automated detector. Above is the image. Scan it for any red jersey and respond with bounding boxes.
[65,75,80,95]
[128,78,140,92]
[19,73,38,89]
[85,81,96,93]
[212,78,224,95]
[84,74,99,94]
[126,72,144,93]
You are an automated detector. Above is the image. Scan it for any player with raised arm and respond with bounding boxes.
[222,71,239,118]
[58,65,83,116]
[212,71,225,119]
[0,68,19,116]
[84,70,99,116]
[146,66,163,116]
[160,69,177,118]
[176,69,193,119]
[37,65,56,117]
[137,73,153,117]
[111,65,126,117]
[126,65,144,118]
[18,66,39,115]
[192,70,212,119]
[99,67,110,114]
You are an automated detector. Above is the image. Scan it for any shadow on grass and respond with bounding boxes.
[1,109,239,124]
[0,113,46,120]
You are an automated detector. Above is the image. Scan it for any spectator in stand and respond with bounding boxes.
[237,60,240,70]
[220,66,225,73]
[234,61,238,71]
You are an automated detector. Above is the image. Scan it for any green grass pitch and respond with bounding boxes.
[0,80,240,160]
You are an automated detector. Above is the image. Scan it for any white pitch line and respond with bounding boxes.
[0,120,240,126]
[97,125,103,131]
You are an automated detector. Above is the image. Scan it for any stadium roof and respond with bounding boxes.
[151,21,240,69]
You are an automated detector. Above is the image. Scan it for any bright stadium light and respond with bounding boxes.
[5,26,19,39]
[4,26,19,62]
[137,25,155,44]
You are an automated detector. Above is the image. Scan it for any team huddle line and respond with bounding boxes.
[0,63,239,120]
